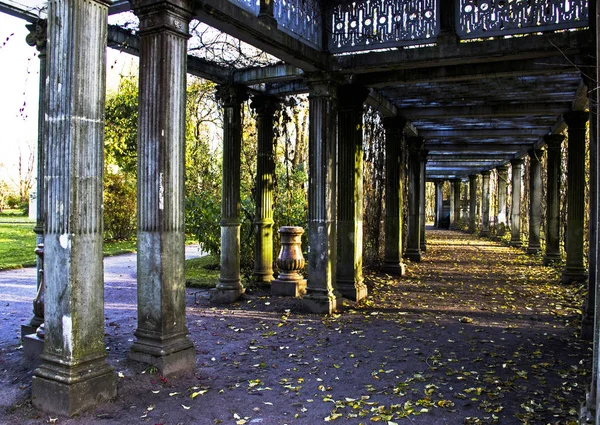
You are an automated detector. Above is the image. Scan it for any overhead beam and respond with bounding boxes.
[0,1,38,22]
[400,102,572,120]
[421,129,548,138]
[234,64,303,85]
[425,143,534,153]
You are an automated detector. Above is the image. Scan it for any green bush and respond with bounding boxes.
[104,172,136,241]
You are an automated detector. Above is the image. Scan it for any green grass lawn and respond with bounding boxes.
[185,255,220,288]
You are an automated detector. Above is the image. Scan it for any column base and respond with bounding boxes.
[561,267,588,284]
[129,332,196,377]
[579,396,595,425]
[543,253,561,266]
[336,279,368,302]
[302,291,340,314]
[405,249,421,262]
[23,333,44,367]
[508,239,522,247]
[380,262,406,276]
[32,354,116,416]
[210,286,245,304]
[271,278,306,297]
[526,246,541,255]
[420,243,427,252]
[252,271,274,288]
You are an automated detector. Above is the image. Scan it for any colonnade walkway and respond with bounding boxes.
[0,229,591,424]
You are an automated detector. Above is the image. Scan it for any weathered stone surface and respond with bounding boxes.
[527,149,543,254]
[480,171,491,236]
[544,135,564,265]
[272,227,307,297]
[496,166,509,237]
[405,137,424,262]
[419,149,428,252]
[468,175,477,233]
[509,159,523,247]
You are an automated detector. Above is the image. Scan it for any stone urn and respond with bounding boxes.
[271,226,307,297]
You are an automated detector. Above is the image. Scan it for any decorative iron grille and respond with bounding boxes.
[458,0,589,38]
[274,0,322,48]
[329,0,439,53]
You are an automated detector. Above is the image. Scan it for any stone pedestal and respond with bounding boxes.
[303,75,341,314]
[251,95,279,287]
[381,117,407,276]
[211,84,249,303]
[336,85,369,301]
[496,165,508,237]
[23,333,44,367]
[129,0,195,376]
[468,174,478,233]
[527,149,543,254]
[405,137,424,262]
[562,111,589,284]
[480,171,491,236]
[509,159,523,247]
[544,135,564,265]
[31,0,116,415]
[272,227,307,297]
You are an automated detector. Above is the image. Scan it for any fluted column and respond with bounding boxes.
[303,75,340,314]
[251,95,278,286]
[480,171,491,236]
[336,85,368,301]
[210,84,249,303]
[496,165,509,237]
[129,0,195,376]
[405,137,424,262]
[544,135,564,265]
[435,181,444,228]
[562,111,589,284]
[31,0,116,415]
[22,19,47,336]
[419,150,428,252]
[509,159,523,247]
[527,149,543,254]
[469,174,478,233]
[452,179,461,229]
[381,117,406,276]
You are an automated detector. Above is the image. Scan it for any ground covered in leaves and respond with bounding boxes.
[1,229,592,424]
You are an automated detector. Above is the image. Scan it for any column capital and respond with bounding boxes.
[338,84,369,109]
[25,19,47,53]
[563,110,589,128]
[216,84,249,107]
[496,165,508,173]
[305,72,343,97]
[250,94,280,116]
[407,136,425,153]
[510,158,523,167]
[480,170,491,177]
[132,0,193,36]
[382,116,408,132]
[528,148,544,163]
[468,174,477,181]
[419,149,429,163]
[544,134,565,150]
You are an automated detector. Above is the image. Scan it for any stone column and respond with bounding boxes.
[468,174,477,233]
[496,165,509,237]
[22,19,47,336]
[210,84,249,303]
[480,170,491,236]
[336,85,368,301]
[381,117,406,276]
[405,137,424,262]
[251,95,278,286]
[527,149,543,254]
[419,150,428,252]
[453,179,461,229]
[303,75,340,314]
[509,159,523,247]
[129,0,195,376]
[543,135,564,264]
[561,111,589,284]
[31,0,116,415]
[435,181,444,228]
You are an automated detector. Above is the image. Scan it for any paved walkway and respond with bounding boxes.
[0,231,591,424]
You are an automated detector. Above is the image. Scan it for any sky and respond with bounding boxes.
[0,7,138,190]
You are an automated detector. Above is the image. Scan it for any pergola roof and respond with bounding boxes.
[2,0,592,180]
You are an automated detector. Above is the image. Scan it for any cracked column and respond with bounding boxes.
[543,135,564,265]
[210,84,249,303]
[336,85,368,301]
[480,171,491,236]
[452,179,461,229]
[31,0,116,415]
[22,18,47,337]
[405,137,424,262]
[561,111,589,284]
[129,0,195,375]
[419,150,428,252]
[381,117,407,276]
[251,95,279,286]
[303,75,340,313]
[435,180,444,228]
[527,149,543,254]
[468,174,477,233]
[509,159,523,247]
[496,165,509,237]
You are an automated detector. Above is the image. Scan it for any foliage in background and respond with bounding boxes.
[104,172,137,241]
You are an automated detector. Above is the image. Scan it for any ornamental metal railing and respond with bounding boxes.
[274,0,322,48]
[457,0,589,39]
[329,0,439,53]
